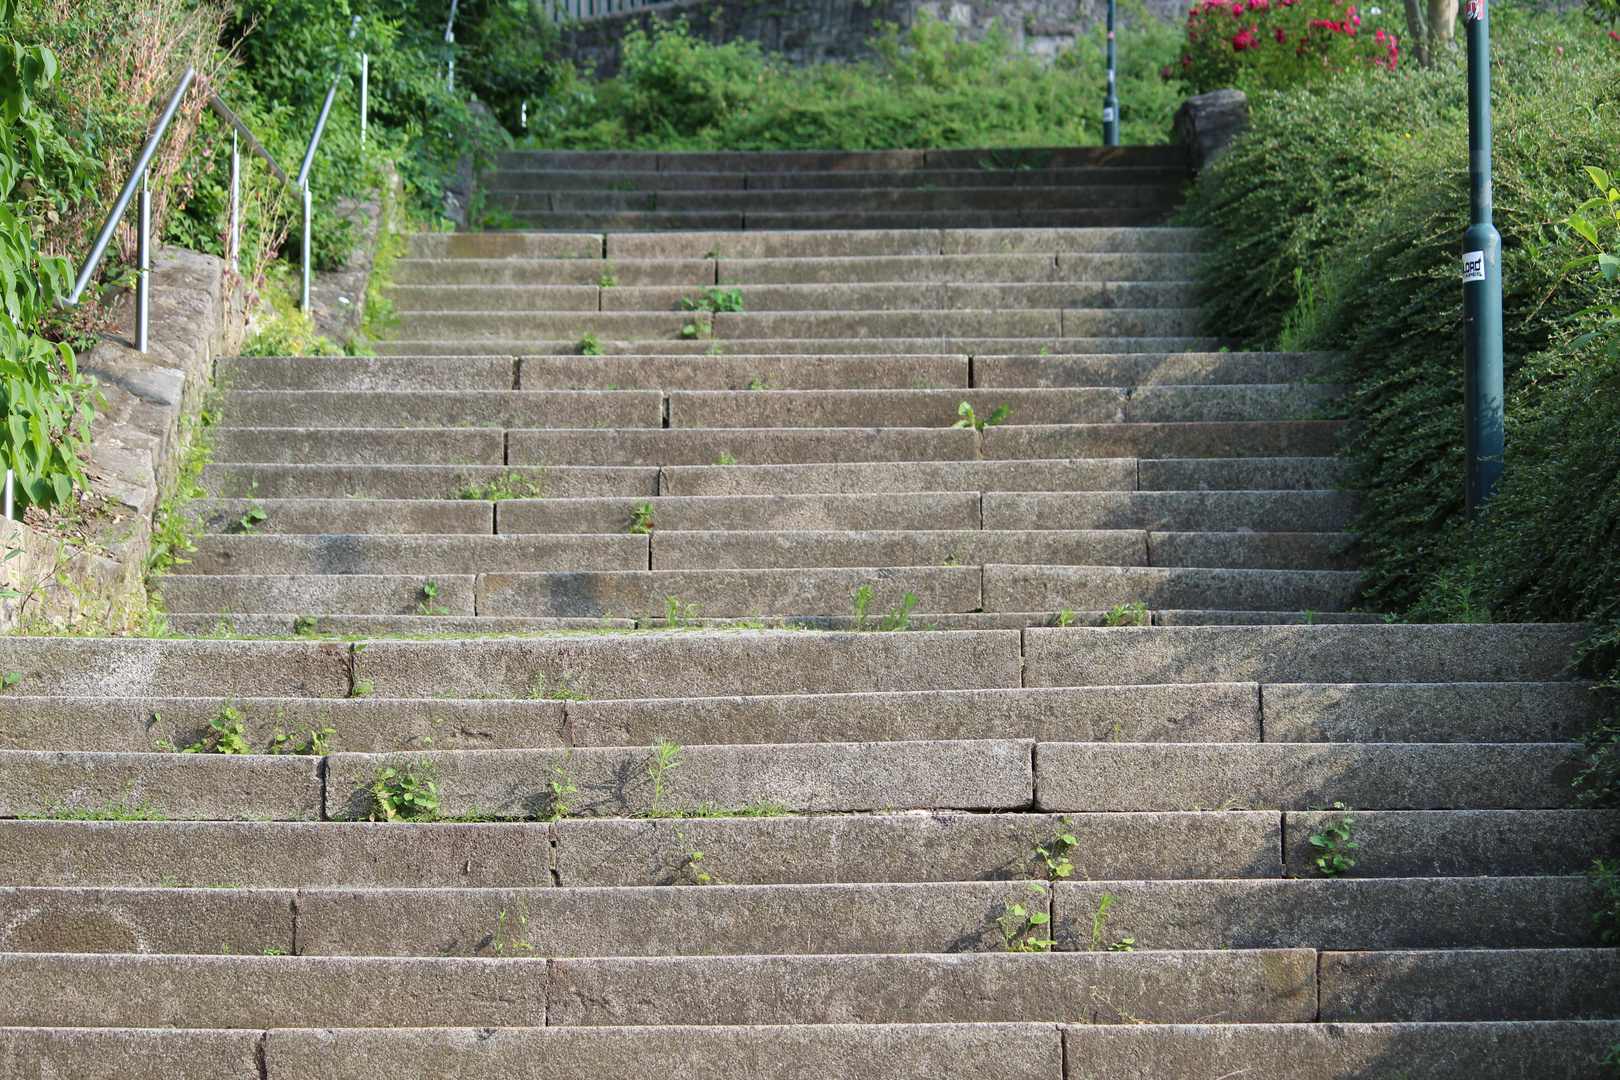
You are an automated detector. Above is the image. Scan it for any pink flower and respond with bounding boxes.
[1275,25,1287,41]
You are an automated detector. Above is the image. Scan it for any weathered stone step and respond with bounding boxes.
[491,146,1191,172]
[202,457,1347,500]
[218,354,516,392]
[1287,810,1620,877]
[643,530,1351,572]
[974,351,1332,387]
[200,464,654,500]
[0,638,353,698]
[392,252,1203,288]
[379,335,1225,356]
[0,877,1591,957]
[502,208,1177,231]
[403,226,1205,262]
[481,491,1349,535]
[390,308,1205,342]
[0,950,1317,1029]
[392,280,1201,313]
[1051,877,1596,950]
[984,565,1357,613]
[176,533,648,575]
[1320,949,1620,1022]
[210,426,508,466]
[217,390,663,430]
[501,423,1340,467]
[493,185,1182,214]
[517,352,971,390]
[1062,1021,1620,1078]
[490,166,1189,193]
[1263,681,1604,741]
[1021,624,1586,685]
[662,386,1333,427]
[191,498,494,535]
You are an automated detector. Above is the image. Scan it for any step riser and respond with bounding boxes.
[378,336,1225,356]
[489,166,1193,192]
[501,209,1179,231]
[491,186,1184,214]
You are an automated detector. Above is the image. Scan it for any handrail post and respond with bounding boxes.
[229,130,241,273]
[137,173,151,354]
[360,54,369,146]
[301,186,313,312]
[1102,0,1119,146]
[1462,0,1503,519]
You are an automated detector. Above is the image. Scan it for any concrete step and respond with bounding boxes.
[976,490,1359,532]
[210,426,508,466]
[217,390,663,430]
[166,613,639,636]
[983,565,1359,613]
[0,810,1281,886]
[490,146,1191,172]
[493,185,1184,214]
[0,949,1325,1029]
[390,308,1205,342]
[393,280,1201,313]
[175,533,648,576]
[643,530,1352,572]
[972,350,1332,387]
[1263,681,1605,741]
[1060,1021,1620,1078]
[0,876,1593,958]
[403,226,1205,262]
[378,335,1225,356]
[502,423,1339,466]
[1286,810,1620,878]
[501,208,1178,231]
[1020,624,1587,685]
[191,498,494,535]
[391,252,1204,288]
[217,354,515,392]
[653,458,1346,496]
[489,166,1192,194]
[516,353,971,390]
[200,464,657,500]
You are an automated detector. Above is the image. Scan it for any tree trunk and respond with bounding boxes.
[1403,0,1431,67]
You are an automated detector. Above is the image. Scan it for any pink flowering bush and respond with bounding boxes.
[1170,0,1402,93]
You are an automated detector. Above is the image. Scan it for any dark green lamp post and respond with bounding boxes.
[1462,0,1503,519]
[1103,0,1119,146]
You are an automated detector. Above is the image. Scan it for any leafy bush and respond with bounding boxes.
[526,9,1186,151]
[0,0,102,508]
[1173,0,1403,93]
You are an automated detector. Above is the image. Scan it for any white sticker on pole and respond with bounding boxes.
[1102,106,1116,123]
[1462,250,1486,282]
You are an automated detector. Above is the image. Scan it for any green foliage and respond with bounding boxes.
[681,285,744,313]
[1173,0,1403,95]
[527,10,1183,151]
[454,468,545,500]
[416,578,448,616]
[645,739,681,818]
[1176,16,1620,620]
[541,751,578,822]
[1104,601,1148,627]
[0,10,100,509]
[1036,819,1077,880]
[952,401,1012,430]
[1566,166,1620,357]
[1589,858,1620,944]
[178,705,254,755]
[997,882,1056,952]
[1308,802,1358,876]
[628,500,655,534]
[370,760,439,821]
[579,332,604,355]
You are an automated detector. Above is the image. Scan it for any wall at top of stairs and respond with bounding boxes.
[556,0,1187,79]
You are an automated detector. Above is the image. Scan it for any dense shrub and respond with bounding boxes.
[526,9,1186,151]
[1176,8,1620,627]
[1174,0,1402,93]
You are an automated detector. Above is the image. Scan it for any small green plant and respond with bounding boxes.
[417,580,449,616]
[174,705,253,755]
[1057,608,1076,628]
[1301,609,1319,625]
[370,761,440,822]
[877,592,919,632]
[1104,602,1148,627]
[597,269,618,288]
[996,882,1056,952]
[1036,818,1077,880]
[542,752,578,821]
[979,148,1053,171]
[271,719,337,756]
[1589,859,1620,945]
[454,469,545,501]
[679,319,708,340]
[0,671,21,690]
[675,827,717,884]
[293,615,319,636]
[663,594,703,627]
[1090,892,1133,951]
[493,893,536,955]
[715,452,738,466]
[1308,802,1358,877]
[232,505,268,534]
[579,332,604,355]
[682,285,744,313]
[351,680,373,698]
[851,585,874,629]
[746,373,774,391]
[29,783,166,821]
[628,501,655,534]
[646,739,682,817]
[951,401,1011,431]
[528,671,589,701]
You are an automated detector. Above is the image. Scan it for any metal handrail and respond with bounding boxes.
[63,24,370,353]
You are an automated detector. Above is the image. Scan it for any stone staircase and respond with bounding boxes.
[1,148,1614,1076]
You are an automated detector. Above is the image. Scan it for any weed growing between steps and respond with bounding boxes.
[524,9,1183,150]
